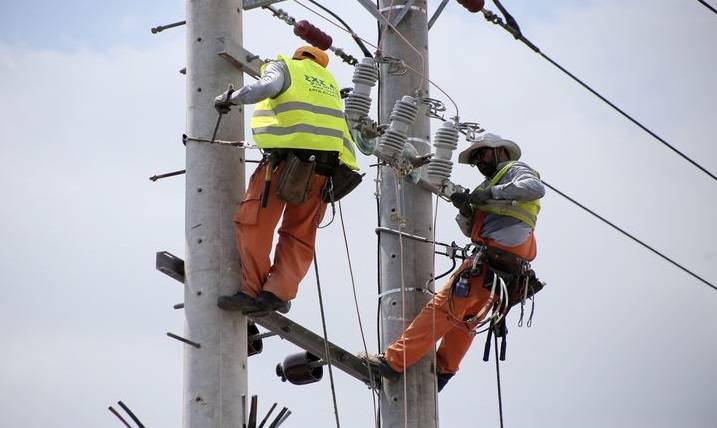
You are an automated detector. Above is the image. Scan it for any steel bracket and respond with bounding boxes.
[242,0,287,10]
[218,41,263,79]
[156,251,186,284]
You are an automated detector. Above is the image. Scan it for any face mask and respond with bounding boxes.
[474,148,498,177]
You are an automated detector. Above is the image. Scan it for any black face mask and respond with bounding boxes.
[474,149,499,177]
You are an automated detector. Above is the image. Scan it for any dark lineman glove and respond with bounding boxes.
[470,188,493,204]
[450,191,474,218]
[214,89,235,114]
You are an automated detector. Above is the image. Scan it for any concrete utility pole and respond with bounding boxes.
[378,1,437,426]
[184,1,247,427]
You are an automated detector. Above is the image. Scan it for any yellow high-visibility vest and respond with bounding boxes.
[474,161,541,228]
[250,55,358,170]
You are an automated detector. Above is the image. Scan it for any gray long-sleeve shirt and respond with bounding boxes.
[228,61,290,105]
[457,161,545,246]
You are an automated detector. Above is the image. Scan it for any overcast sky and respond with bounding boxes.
[1,1,716,427]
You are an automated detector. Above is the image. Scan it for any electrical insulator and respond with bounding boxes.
[457,0,485,13]
[427,121,460,185]
[377,96,419,160]
[293,20,332,51]
[345,58,379,123]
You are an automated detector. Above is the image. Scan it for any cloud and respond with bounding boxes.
[0,1,715,427]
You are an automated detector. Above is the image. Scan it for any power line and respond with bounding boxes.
[480,8,717,182]
[542,180,716,292]
[698,0,717,15]
[298,0,373,57]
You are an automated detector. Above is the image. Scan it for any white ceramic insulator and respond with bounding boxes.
[345,58,378,122]
[427,121,459,183]
[377,95,418,159]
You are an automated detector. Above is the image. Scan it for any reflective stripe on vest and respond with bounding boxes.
[474,161,541,228]
[250,55,358,170]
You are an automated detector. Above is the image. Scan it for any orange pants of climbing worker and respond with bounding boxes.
[234,160,327,302]
[384,232,537,375]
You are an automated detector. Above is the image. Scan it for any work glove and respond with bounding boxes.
[450,191,473,217]
[470,188,493,204]
[214,89,235,114]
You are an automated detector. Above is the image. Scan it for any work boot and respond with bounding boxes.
[217,291,262,313]
[256,291,291,314]
[359,352,401,381]
[437,372,455,392]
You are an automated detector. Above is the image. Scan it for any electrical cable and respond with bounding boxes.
[697,0,717,15]
[311,252,342,428]
[480,7,717,182]
[297,0,373,57]
[542,180,717,292]
[337,201,380,428]
[291,0,460,117]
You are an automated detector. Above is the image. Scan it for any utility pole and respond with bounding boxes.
[378,1,436,426]
[184,1,247,427]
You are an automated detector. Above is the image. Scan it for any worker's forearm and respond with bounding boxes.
[229,61,286,105]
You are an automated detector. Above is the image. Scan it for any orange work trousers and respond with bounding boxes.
[234,161,327,301]
[385,232,536,375]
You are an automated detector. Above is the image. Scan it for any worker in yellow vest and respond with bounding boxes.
[215,46,360,313]
[363,133,544,392]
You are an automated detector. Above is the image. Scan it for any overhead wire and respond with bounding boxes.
[294,0,460,117]
[480,7,717,182]
[697,0,717,15]
[543,180,717,292]
[311,252,342,428]
[295,0,373,57]
[337,201,381,428]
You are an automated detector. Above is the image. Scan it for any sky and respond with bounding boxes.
[0,0,716,427]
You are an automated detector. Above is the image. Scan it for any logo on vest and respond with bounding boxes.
[304,74,339,98]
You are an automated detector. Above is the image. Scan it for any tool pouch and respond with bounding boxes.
[321,164,363,203]
[276,151,315,204]
[507,269,545,309]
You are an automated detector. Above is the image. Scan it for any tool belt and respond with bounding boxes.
[264,149,363,205]
[475,244,545,310]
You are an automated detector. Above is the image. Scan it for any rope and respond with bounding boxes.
[481,8,717,182]
[698,0,717,15]
[393,176,409,428]
[543,180,717,292]
[493,327,505,428]
[312,252,342,428]
[337,201,381,427]
[430,195,440,420]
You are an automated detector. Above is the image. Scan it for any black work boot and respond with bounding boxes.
[437,372,455,392]
[217,291,262,313]
[256,291,291,314]
[360,352,401,381]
